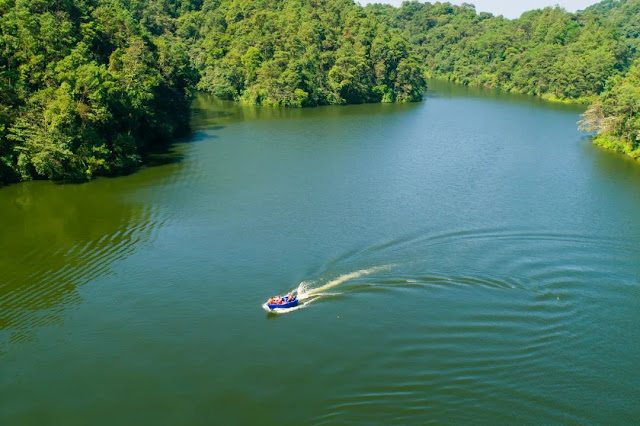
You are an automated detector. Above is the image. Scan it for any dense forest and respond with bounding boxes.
[374,2,624,102]
[181,0,426,106]
[0,0,198,182]
[1,0,640,184]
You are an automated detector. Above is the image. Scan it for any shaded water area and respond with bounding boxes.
[2,83,640,424]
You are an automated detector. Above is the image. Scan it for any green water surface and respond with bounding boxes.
[1,83,640,424]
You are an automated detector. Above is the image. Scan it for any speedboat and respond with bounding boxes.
[266,295,299,310]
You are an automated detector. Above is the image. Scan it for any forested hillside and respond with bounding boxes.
[1,0,640,185]
[370,1,630,103]
[0,0,426,184]
[585,0,640,57]
[0,0,197,183]
[178,0,426,106]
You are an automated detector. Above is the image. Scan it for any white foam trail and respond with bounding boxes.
[297,265,392,300]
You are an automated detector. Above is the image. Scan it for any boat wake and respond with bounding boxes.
[263,265,392,314]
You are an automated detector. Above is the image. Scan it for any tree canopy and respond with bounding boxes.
[581,59,640,159]
[0,0,197,182]
[179,0,426,106]
[370,1,632,103]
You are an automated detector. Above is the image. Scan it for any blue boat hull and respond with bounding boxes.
[267,298,299,310]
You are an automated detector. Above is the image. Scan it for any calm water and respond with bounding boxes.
[2,83,640,424]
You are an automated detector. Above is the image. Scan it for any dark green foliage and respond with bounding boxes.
[0,0,196,183]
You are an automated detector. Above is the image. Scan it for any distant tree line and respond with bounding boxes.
[1,0,639,184]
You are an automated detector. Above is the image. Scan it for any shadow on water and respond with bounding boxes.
[0,131,221,346]
[0,105,233,348]
[0,178,166,347]
[143,130,221,168]
[190,92,423,130]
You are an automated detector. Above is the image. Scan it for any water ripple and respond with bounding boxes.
[0,202,166,343]
[302,225,628,423]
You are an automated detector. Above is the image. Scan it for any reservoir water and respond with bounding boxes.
[1,83,640,424]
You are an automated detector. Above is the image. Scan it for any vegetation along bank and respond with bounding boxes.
[1,0,639,184]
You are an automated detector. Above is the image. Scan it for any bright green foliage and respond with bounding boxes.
[368,0,640,161]
[581,60,640,160]
[370,1,631,103]
[578,0,640,160]
[585,0,640,59]
[181,0,426,106]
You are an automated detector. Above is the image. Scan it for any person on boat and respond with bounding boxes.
[268,293,294,306]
